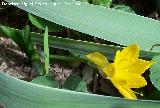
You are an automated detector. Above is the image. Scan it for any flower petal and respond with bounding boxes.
[114,44,139,64]
[86,52,109,66]
[111,80,137,99]
[102,63,116,78]
[113,73,147,88]
[128,59,154,74]
[114,59,134,71]
[127,75,147,88]
[114,59,154,74]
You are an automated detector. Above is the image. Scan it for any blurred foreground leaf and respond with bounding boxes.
[1,73,160,108]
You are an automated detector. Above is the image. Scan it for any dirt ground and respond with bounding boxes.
[0,37,30,79]
[0,37,73,83]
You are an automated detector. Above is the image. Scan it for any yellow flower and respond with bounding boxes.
[86,44,154,99]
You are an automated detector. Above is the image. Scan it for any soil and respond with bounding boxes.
[0,37,74,83]
[0,37,30,79]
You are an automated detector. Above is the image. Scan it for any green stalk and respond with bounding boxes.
[44,27,50,75]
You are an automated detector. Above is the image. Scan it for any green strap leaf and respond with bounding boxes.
[1,72,160,108]
[4,0,160,51]
[0,26,159,60]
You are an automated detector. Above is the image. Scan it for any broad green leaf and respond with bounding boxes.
[92,0,112,7]
[82,65,94,84]
[0,26,159,61]
[113,5,135,13]
[31,76,59,88]
[63,74,87,92]
[44,27,50,75]
[4,0,160,51]
[29,14,64,32]
[150,55,160,91]
[1,72,160,108]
